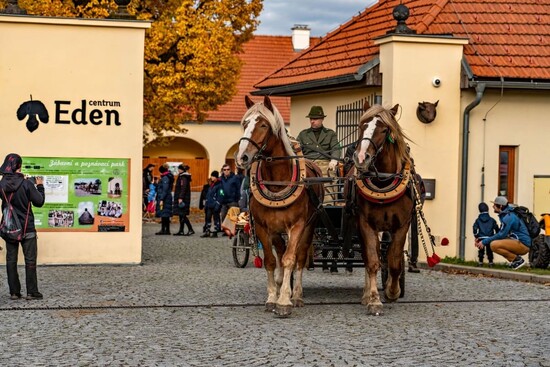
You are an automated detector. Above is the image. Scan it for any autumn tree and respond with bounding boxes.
[2,0,262,138]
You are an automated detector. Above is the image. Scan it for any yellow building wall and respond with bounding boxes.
[464,89,550,259]
[376,35,468,260]
[0,16,149,264]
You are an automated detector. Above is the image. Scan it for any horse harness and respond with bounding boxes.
[355,162,412,204]
[249,151,308,208]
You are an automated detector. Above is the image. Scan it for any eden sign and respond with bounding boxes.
[55,99,122,126]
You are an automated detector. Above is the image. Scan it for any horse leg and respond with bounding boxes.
[291,224,315,308]
[256,226,277,312]
[359,223,383,316]
[274,224,303,317]
[272,234,286,292]
[385,225,408,302]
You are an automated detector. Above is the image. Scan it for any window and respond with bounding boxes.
[498,146,516,202]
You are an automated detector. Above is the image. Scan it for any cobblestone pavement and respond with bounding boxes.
[0,222,549,367]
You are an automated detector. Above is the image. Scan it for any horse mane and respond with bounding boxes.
[359,105,411,165]
[241,102,294,156]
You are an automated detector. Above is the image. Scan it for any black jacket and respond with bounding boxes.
[0,173,45,234]
[174,172,191,216]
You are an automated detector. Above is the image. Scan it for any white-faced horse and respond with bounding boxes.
[351,102,416,315]
[236,95,323,317]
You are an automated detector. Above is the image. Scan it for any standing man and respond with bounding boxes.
[475,196,531,270]
[0,153,45,300]
[219,164,240,224]
[297,105,341,203]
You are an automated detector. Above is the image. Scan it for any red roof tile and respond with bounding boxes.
[206,35,319,123]
[256,0,550,90]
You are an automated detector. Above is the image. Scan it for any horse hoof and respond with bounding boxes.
[385,288,400,302]
[292,299,304,307]
[367,303,384,316]
[265,302,276,312]
[274,305,293,318]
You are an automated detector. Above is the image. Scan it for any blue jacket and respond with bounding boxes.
[156,171,174,218]
[219,172,240,204]
[481,206,531,247]
[205,179,222,211]
[473,212,499,239]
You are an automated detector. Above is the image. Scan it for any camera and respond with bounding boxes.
[432,77,442,87]
[26,175,42,184]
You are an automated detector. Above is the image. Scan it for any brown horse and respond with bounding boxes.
[351,102,415,315]
[236,95,323,317]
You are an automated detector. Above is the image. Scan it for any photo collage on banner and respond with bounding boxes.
[22,157,130,232]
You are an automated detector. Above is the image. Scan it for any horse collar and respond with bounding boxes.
[356,162,411,204]
[249,153,307,208]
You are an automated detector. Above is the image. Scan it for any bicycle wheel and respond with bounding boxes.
[232,230,250,268]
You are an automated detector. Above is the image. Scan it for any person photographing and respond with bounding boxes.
[0,153,45,300]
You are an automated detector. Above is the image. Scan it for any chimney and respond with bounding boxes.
[291,24,310,51]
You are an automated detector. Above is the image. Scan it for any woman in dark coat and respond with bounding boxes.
[173,164,194,236]
[155,163,174,235]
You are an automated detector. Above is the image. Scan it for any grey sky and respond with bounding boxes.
[255,0,377,37]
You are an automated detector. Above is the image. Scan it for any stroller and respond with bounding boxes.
[143,200,156,222]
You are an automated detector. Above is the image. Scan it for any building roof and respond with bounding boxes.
[206,35,319,123]
[255,0,550,90]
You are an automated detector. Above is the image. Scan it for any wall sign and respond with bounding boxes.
[22,157,130,232]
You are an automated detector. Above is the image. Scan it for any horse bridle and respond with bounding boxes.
[353,119,391,173]
[238,125,273,163]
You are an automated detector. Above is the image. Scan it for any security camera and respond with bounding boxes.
[432,77,442,87]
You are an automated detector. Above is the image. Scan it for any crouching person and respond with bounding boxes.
[475,196,531,270]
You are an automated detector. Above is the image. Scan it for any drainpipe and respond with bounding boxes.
[458,83,486,259]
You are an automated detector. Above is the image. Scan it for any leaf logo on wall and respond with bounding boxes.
[17,96,49,133]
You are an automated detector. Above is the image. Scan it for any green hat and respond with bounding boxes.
[306,106,326,118]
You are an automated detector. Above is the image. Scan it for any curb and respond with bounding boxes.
[417,262,550,285]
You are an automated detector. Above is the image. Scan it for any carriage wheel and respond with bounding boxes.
[232,230,250,268]
[381,254,405,298]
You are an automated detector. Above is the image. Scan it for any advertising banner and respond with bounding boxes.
[22,157,130,232]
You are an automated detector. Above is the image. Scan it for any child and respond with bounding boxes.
[200,171,223,238]
[473,202,499,267]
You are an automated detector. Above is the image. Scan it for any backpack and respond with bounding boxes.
[0,189,30,242]
[512,206,541,239]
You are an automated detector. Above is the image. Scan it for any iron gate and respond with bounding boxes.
[335,94,378,149]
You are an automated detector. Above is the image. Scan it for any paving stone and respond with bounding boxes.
[0,221,548,366]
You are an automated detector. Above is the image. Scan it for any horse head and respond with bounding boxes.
[416,100,438,124]
[236,95,292,169]
[353,102,400,171]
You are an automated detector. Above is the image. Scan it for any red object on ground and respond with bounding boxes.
[254,256,263,268]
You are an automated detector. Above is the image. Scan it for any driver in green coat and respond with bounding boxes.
[297,105,341,204]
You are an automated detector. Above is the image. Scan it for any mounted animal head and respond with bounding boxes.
[353,101,411,172]
[236,96,294,169]
[416,100,438,124]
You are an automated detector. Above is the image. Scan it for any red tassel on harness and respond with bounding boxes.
[254,256,263,268]
[427,253,441,267]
